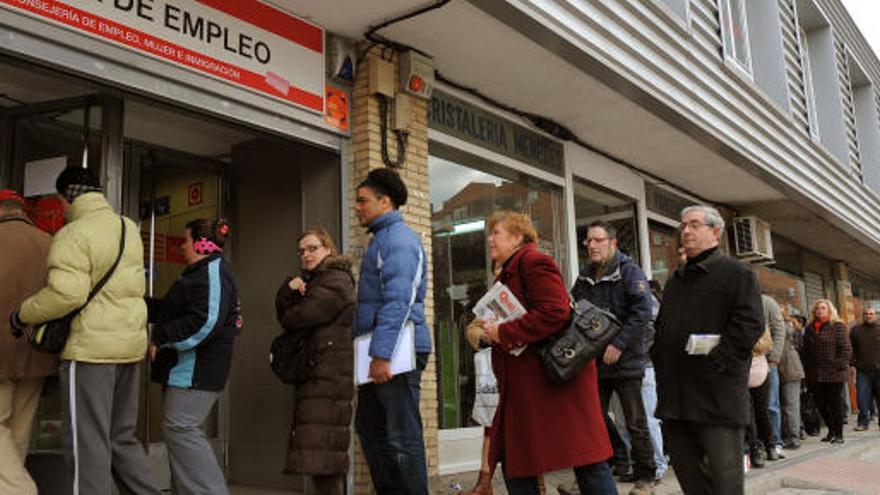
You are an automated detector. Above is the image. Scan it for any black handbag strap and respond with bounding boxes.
[83,216,127,307]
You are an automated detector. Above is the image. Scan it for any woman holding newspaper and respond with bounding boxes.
[475,211,617,494]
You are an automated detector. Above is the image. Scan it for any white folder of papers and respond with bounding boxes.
[354,321,416,385]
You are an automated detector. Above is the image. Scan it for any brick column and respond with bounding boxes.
[348,45,437,495]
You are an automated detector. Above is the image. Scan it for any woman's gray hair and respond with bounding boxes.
[681,205,725,231]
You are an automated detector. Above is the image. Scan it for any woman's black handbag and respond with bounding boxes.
[537,299,621,383]
[515,258,621,383]
[269,331,315,385]
[26,217,126,354]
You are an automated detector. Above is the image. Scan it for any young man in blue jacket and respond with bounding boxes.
[353,168,431,495]
[571,220,656,495]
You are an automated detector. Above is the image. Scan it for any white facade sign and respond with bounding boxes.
[0,0,325,113]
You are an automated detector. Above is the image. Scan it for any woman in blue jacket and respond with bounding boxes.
[148,218,240,495]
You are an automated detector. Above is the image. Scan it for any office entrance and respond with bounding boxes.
[0,55,343,494]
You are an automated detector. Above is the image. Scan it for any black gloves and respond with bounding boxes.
[9,310,26,338]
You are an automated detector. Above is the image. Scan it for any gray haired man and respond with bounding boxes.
[653,205,763,495]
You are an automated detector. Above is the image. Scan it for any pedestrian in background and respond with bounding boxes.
[571,220,655,495]
[745,326,774,468]
[1,189,56,495]
[763,294,787,459]
[849,307,880,432]
[653,205,763,495]
[478,211,616,495]
[11,168,159,495]
[802,299,852,444]
[148,219,240,494]
[275,229,355,495]
[779,305,805,449]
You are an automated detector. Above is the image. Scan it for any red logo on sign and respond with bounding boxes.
[188,183,203,207]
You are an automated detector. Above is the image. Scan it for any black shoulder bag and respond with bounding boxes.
[26,217,126,354]
[269,284,316,385]
[516,255,621,383]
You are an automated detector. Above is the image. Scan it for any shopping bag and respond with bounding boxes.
[471,348,498,426]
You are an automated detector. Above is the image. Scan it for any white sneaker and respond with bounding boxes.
[774,444,786,459]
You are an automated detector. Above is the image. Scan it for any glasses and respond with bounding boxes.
[583,237,609,246]
[297,245,323,257]
[678,220,710,232]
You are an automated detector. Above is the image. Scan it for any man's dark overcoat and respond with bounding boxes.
[653,248,763,427]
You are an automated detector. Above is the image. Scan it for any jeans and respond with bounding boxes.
[780,381,802,442]
[767,366,782,447]
[599,378,656,481]
[641,367,667,477]
[617,367,667,478]
[356,353,429,495]
[504,461,617,495]
[856,369,880,427]
[604,410,630,468]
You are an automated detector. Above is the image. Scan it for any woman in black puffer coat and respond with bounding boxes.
[275,229,355,495]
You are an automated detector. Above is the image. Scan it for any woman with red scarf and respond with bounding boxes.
[801,299,852,444]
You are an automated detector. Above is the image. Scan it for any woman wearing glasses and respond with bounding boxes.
[275,229,355,495]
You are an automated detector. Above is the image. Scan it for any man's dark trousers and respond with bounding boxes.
[856,369,880,427]
[356,353,429,495]
[663,420,744,495]
[599,378,656,480]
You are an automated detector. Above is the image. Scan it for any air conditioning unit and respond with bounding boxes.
[734,216,774,262]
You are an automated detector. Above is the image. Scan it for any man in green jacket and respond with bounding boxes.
[10,168,159,495]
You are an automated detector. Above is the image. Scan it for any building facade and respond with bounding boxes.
[3,0,880,493]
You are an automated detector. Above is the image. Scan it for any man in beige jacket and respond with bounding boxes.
[0,189,56,495]
[10,168,159,495]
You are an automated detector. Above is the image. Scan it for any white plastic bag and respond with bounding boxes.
[471,348,499,426]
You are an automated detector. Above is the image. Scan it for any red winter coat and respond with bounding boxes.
[488,243,612,477]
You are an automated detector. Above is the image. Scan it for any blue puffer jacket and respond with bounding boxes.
[355,210,431,359]
[571,250,652,379]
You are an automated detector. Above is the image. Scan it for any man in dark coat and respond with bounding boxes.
[571,220,655,495]
[850,307,880,431]
[653,205,763,495]
[0,189,56,495]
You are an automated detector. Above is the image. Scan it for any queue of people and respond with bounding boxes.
[2,163,878,495]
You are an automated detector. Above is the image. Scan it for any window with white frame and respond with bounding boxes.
[848,51,880,193]
[798,26,821,139]
[719,0,753,74]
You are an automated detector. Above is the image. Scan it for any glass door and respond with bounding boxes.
[1,95,107,456]
[135,143,226,466]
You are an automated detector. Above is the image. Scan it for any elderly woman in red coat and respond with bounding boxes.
[477,211,616,494]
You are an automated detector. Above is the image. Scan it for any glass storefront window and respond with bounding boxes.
[648,221,679,287]
[850,271,880,320]
[755,266,808,318]
[573,178,638,274]
[429,143,566,429]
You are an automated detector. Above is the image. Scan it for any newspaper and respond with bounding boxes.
[473,282,528,355]
[685,333,721,355]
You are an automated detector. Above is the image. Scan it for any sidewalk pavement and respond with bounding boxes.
[227,422,880,494]
[434,425,880,495]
